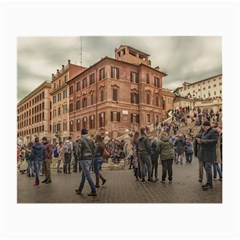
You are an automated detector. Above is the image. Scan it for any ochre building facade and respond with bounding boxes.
[68,45,168,140]
[50,60,86,144]
[17,81,51,145]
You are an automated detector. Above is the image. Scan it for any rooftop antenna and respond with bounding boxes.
[79,36,83,66]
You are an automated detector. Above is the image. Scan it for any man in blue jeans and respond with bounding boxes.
[75,128,97,196]
[30,137,44,186]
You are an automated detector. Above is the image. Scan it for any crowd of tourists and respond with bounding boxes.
[17,106,222,195]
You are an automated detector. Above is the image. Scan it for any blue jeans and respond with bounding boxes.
[34,161,41,183]
[79,160,96,193]
[185,154,193,163]
[93,157,103,176]
[213,163,222,178]
[27,160,34,174]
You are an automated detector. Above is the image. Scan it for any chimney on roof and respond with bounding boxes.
[57,69,60,75]
[62,65,64,70]
[52,73,55,80]
[68,59,71,65]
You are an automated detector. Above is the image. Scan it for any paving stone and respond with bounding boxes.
[17,156,222,204]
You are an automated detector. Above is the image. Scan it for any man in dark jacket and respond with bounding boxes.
[196,121,218,191]
[136,127,154,182]
[75,129,97,196]
[30,137,44,186]
[41,137,53,184]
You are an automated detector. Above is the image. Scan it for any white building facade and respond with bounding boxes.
[177,74,222,99]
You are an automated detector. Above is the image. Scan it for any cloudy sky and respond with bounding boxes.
[17,36,222,102]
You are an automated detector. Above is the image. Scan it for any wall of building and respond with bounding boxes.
[178,74,222,99]
[162,89,175,111]
[51,73,69,144]
[115,45,152,66]
[194,98,222,113]
[17,82,51,145]
[68,57,167,140]
[50,61,86,144]
[173,97,194,110]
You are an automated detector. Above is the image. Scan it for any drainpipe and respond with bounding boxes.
[138,70,141,128]
[95,68,98,132]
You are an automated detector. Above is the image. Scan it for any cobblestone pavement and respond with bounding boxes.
[17,156,222,203]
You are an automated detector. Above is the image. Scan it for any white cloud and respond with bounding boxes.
[17,36,222,101]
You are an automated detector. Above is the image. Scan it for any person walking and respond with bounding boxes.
[93,134,107,188]
[41,137,53,184]
[174,134,186,164]
[157,132,175,183]
[185,138,194,164]
[56,142,64,173]
[25,142,34,177]
[63,137,73,174]
[75,129,97,196]
[196,121,218,191]
[136,127,154,182]
[30,137,44,186]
